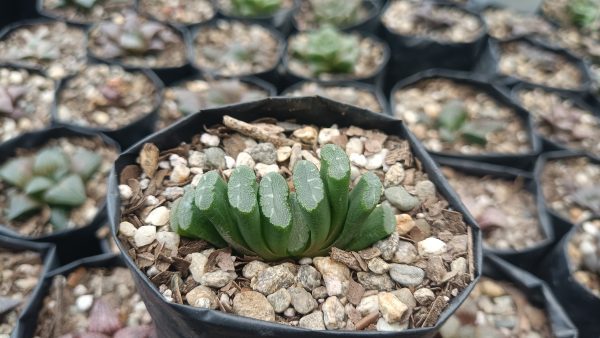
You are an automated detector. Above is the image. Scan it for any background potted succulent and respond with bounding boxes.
[52,64,164,148]
[36,0,136,26]
[0,65,55,144]
[0,19,87,79]
[292,0,382,33]
[87,11,190,84]
[138,0,216,27]
[157,75,276,130]
[284,26,389,88]
[215,0,299,36]
[0,234,57,338]
[0,127,119,264]
[108,97,482,336]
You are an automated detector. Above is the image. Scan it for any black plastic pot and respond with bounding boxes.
[291,0,382,34]
[390,69,542,170]
[215,0,299,36]
[1,234,58,338]
[51,67,164,149]
[538,219,600,338]
[188,19,286,90]
[86,17,193,86]
[281,80,390,115]
[282,31,390,90]
[534,151,600,240]
[36,0,136,27]
[482,254,578,338]
[135,0,217,29]
[379,1,487,91]
[0,126,120,265]
[433,157,554,269]
[107,97,483,337]
[16,253,133,338]
[511,82,600,161]
[474,36,593,96]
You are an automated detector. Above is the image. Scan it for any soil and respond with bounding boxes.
[0,249,42,336]
[157,78,270,130]
[117,115,474,331]
[292,0,371,31]
[0,137,118,237]
[40,0,135,24]
[381,0,483,43]
[287,33,386,81]
[34,266,154,338]
[284,82,383,113]
[567,219,600,297]
[56,64,159,131]
[441,167,545,251]
[192,20,282,77]
[0,67,54,143]
[88,13,187,69]
[516,87,600,157]
[139,0,215,25]
[438,277,554,338]
[0,22,86,79]
[540,156,600,224]
[497,40,584,90]
[217,0,294,17]
[483,7,556,41]
[392,78,532,155]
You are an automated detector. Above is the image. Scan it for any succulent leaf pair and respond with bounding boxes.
[309,0,362,27]
[0,85,27,119]
[0,147,102,229]
[95,12,178,58]
[567,0,600,30]
[171,144,395,259]
[437,99,503,146]
[292,26,360,75]
[231,0,282,17]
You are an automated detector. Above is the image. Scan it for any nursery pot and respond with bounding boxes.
[538,219,600,337]
[291,0,382,34]
[390,69,542,170]
[433,157,554,269]
[107,96,483,337]
[0,126,120,264]
[2,234,58,338]
[51,67,165,149]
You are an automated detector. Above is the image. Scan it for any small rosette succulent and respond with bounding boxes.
[0,147,102,230]
[291,26,360,75]
[309,0,362,27]
[230,0,282,17]
[171,144,395,259]
[437,99,503,146]
[93,11,179,59]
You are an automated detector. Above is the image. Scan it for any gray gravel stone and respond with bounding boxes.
[267,288,291,313]
[375,232,400,260]
[242,261,269,279]
[199,270,237,288]
[367,257,390,274]
[297,265,322,291]
[186,286,218,309]
[251,265,295,295]
[204,147,226,169]
[384,186,419,211]
[311,286,328,300]
[313,257,350,297]
[391,241,418,264]
[289,286,318,315]
[299,311,326,330]
[322,296,346,330]
[357,272,394,291]
[248,143,277,164]
[233,291,275,322]
[415,180,436,201]
[389,264,425,286]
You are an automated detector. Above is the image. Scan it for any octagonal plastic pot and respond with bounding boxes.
[0,126,120,264]
[107,96,482,337]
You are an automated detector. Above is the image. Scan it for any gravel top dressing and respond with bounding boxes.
[284,82,383,113]
[117,115,474,332]
[567,219,600,298]
[40,0,135,24]
[483,7,555,41]
[139,0,215,25]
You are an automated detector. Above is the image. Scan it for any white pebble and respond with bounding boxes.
[145,206,170,226]
[350,153,367,167]
[169,154,187,167]
[346,137,364,155]
[118,185,132,200]
[417,237,447,257]
[134,226,157,247]
[236,152,255,168]
[76,294,94,312]
[119,221,137,237]
[200,133,220,147]
[225,156,236,169]
[277,146,292,162]
[156,231,180,252]
[365,149,388,170]
[188,151,206,167]
[255,163,279,177]
[318,128,340,145]
[145,195,159,206]
[171,165,190,183]
[191,174,203,187]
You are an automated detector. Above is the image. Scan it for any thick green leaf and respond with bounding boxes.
[287,192,310,256]
[229,166,276,258]
[50,207,71,230]
[6,193,41,220]
[0,157,33,188]
[24,176,54,196]
[71,147,102,181]
[231,0,282,17]
[194,171,254,255]
[333,171,382,248]
[438,100,467,132]
[43,174,87,207]
[345,204,395,251]
[178,186,227,247]
[293,160,331,255]
[170,197,183,233]
[33,147,69,178]
[258,171,292,257]
[320,144,350,245]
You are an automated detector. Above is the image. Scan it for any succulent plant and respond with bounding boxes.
[568,0,600,29]
[291,26,360,75]
[93,11,179,59]
[171,80,266,115]
[309,0,362,27]
[230,0,282,17]
[0,85,27,119]
[171,144,394,259]
[436,99,503,146]
[15,28,61,61]
[0,146,102,230]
